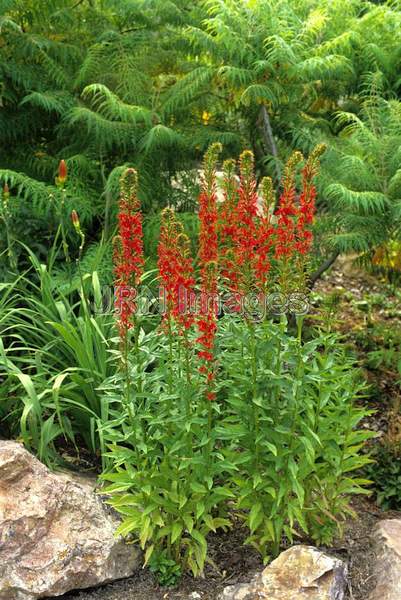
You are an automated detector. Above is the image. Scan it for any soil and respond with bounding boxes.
[56,497,401,600]
[56,258,401,600]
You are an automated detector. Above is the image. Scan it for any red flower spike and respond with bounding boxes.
[254,176,275,290]
[157,207,195,332]
[113,168,144,337]
[295,144,326,256]
[274,151,303,262]
[231,150,274,294]
[230,150,259,294]
[197,143,221,398]
[218,159,240,289]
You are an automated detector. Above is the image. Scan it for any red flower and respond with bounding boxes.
[275,152,303,261]
[218,159,239,288]
[233,151,259,289]
[220,151,274,296]
[254,176,275,289]
[157,207,195,331]
[114,168,144,336]
[295,144,326,256]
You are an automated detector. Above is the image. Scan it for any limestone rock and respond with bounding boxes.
[369,519,401,600]
[219,545,347,600]
[0,441,140,600]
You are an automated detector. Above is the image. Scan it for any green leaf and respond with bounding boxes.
[171,522,183,544]
[249,502,263,533]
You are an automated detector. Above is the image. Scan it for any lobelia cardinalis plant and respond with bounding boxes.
[197,143,221,402]
[112,168,146,458]
[215,144,373,559]
[102,146,373,581]
[103,160,233,580]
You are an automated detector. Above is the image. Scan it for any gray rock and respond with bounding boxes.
[218,545,347,599]
[369,519,401,600]
[0,441,140,600]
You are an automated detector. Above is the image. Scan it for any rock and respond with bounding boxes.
[0,441,140,600]
[369,519,401,600]
[218,545,347,600]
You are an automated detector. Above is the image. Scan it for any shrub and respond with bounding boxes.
[366,442,401,510]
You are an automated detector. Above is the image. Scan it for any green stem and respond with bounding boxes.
[122,329,141,469]
[133,315,143,394]
[248,320,259,466]
[59,187,70,264]
[2,210,17,272]
[166,315,174,442]
[124,330,131,408]
[183,329,193,458]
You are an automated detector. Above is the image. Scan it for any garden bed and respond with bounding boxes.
[55,497,401,600]
[55,260,401,600]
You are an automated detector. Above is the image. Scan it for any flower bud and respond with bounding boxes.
[71,209,80,232]
[3,183,9,200]
[260,176,274,214]
[58,160,67,185]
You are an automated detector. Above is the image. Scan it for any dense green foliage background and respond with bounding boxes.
[2,0,401,276]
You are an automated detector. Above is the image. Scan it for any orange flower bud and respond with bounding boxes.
[71,209,80,231]
[58,159,67,184]
[3,183,9,199]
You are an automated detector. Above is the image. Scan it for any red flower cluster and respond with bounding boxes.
[218,152,275,297]
[197,143,221,399]
[295,144,325,255]
[157,207,195,331]
[218,159,239,288]
[274,152,303,261]
[254,176,275,289]
[114,168,144,336]
[232,151,260,292]
[111,144,325,396]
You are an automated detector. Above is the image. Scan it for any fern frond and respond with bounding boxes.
[73,43,109,90]
[0,15,21,33]
[294,54,353,82]
[139,125,183,154]
[387,169,401,199]
[240,84,280,108]
[0,169,57,214]
[316,30,360,56]
[81,83,154,126]
[298,8,328,45]
[64,107,134,151]
[20,91,75,114]
[218,65,254,88]
[326,183,389,215]
[264,35,298,67]
[163,67,215,115]
[186,25,222,56]
[329,231,375,253]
